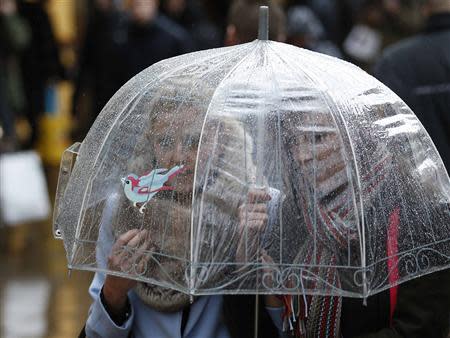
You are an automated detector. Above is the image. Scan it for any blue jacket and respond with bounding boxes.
[85,272,284,338]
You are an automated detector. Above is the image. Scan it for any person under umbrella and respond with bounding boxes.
[265,109,450,337]
[81,103,284,338]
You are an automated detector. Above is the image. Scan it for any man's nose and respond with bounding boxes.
[295,146,314,163]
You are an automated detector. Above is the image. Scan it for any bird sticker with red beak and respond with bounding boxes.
[121,165,184,213]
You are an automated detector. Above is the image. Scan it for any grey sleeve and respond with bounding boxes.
[85,273,134,338]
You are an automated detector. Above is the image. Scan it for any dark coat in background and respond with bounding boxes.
[374,13,450,174]
[19,1,64,147]
[0,11,30,139]
[73,10,194,139]
[121,15,195,83]
[72,6,127,126]
[341,260,450,338]
[160,0,222,50]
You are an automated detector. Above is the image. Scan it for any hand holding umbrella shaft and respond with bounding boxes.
[103,229,149,314]
[236,189,271,263]
[237,189,283,307]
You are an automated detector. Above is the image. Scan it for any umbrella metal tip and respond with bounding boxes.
[258,6,269,41]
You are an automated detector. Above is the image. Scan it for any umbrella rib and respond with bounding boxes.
[190,42,261,294]
[268,43,368,295]
[264,52,285,266]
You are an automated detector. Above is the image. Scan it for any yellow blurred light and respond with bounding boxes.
[45,0,77,43]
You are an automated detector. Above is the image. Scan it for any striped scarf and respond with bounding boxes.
[281,126,391,337]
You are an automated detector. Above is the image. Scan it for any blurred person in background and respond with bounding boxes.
[282,0,356,46]
[160,0,222,50]
[72,0,194,140]
[225,0,286,45]
[342,0,385,70]
[123,0,194,79]
[379,0,426,45]
[342,0,430,71]
[0,86,15,151]
[286,5,342,58]
[296,0,340,44]
[18,0,65,149]
[201,0,233,38]
[0,0,30,151]
[374,0,450,174]
[72,0,127,139]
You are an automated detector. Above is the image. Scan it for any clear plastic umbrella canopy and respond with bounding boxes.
[54,35,450,299]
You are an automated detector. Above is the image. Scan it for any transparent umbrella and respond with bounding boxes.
[53,10,450,303]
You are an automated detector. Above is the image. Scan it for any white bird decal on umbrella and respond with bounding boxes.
[121,165,184,213]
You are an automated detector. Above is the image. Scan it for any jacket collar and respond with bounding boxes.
[425,12,450,33]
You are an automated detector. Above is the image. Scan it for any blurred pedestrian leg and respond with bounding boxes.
[19,0,65,149]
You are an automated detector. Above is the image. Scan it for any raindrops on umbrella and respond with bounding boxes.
[53,7,450,300]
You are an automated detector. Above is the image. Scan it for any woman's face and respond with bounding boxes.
[151,110,201,195]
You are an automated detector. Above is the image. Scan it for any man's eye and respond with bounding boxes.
[315,134,324,143]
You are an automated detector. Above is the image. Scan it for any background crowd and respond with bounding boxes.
[0,0,449,337]
[0,0,442,151]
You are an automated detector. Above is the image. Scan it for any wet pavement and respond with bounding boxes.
[0,166,92,338]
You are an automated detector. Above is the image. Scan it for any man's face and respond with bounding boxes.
[284,113,346,196]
